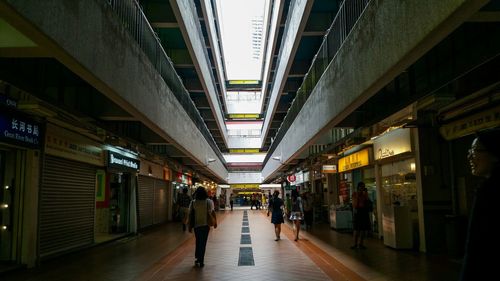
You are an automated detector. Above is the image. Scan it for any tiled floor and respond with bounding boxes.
[2,209,461,281]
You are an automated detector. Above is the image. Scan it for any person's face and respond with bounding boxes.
[468,138,496,177]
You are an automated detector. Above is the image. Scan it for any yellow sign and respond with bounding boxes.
[228,80,259,85]
[230,184,260,189]
[338,148,370,172]
[228,114,259,119]
[440,105,500,140]
[229,148,260,153]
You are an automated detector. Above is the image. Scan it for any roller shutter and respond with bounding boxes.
[39,156,96,258]
[153,179,168,224]
[137,175,154,228]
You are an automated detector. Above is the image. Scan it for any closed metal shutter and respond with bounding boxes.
[40,156,96,258]
[137,175,154,228]
[153,179,168,224]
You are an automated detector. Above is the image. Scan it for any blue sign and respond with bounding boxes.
[0,108,42,148]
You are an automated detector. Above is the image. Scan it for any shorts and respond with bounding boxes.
[289,211,303,221]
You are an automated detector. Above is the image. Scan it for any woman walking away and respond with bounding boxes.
[188,186,217,267]
[267,190,284,241]
[289,190,304,241]
[351,182,370,249]
[460,128,500,281]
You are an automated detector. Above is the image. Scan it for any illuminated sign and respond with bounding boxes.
[322,165,337,173]
[230,184,260,189]
[228,80,259,85]
[0,108,42,148]
[373,128,412,160]
[107,151,140,171]
[338,148,370,172]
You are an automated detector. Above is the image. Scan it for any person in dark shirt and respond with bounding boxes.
[460,128,500,280]
[267,190,284,241]
[177,188,191,231]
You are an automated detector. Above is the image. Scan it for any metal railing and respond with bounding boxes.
[102,0,226,165]
[263,0,371,164]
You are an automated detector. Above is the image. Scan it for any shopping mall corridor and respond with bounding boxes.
[2,208,461,281]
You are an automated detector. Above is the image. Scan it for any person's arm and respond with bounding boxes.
[208,199,217,228]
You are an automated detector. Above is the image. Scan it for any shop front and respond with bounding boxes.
[137,159,170,229]
[40,123,104,257]
[332,148,375,231]
[373,128,419,249]
[101,149,140,241]
[0,104,43,268]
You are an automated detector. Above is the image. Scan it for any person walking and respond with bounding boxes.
[177,187,191,231]
[188,186,217,268]
[267,190,284,241]
[289,189,304,241]
[229,193,234,211]
[460,128,500,281]
[302,192,313,230]
[351,182,370,249]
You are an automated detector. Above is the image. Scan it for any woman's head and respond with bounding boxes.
[273,190,280,197]
[468,128,500,177]
[194,186,208,200]
[357,182,366,191]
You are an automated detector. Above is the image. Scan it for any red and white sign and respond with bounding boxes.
[287,175,296,183]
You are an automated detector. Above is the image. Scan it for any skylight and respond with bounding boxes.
[216,0,270,81]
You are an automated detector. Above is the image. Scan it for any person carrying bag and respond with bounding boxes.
[187,187,217,268]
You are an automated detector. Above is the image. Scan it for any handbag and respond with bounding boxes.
[207,200,217,227]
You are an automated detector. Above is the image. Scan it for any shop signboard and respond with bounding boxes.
[373,128,412,160]
[287,174,296,183]
[322,165,337,173]
[45,124,104,166]
[338,148,370,173]
[439,105,500,140]
[294,171,304,184]
[107,150,140,171]
[0,107,42,148]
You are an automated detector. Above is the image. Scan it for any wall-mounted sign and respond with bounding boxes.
[107,151,140,171]
[439,105,500,140]
[45,124,104,166]
[230,184,260,189]
[373,128,412,160]
[176,172,191,185]
[287,174,296,183]
[322,165,337,173]
[294,172,304,185]
[338,148,371,173]
[0,107,42,148]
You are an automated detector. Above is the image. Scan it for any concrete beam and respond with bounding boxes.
[0,0,228,181]
[262,0,488,181]
[261,0,314,147]
[169,0,229,147]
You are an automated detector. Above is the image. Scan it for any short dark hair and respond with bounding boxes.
[194,186,208,200]
[182,187,188,193]
[476,128,500,160]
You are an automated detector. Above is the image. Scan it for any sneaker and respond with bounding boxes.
[275,238,280,241]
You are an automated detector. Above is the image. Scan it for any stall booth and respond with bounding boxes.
[331,148,375,231]
[373,128,419,249]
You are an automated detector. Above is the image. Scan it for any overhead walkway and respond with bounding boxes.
[3,210,460,281]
